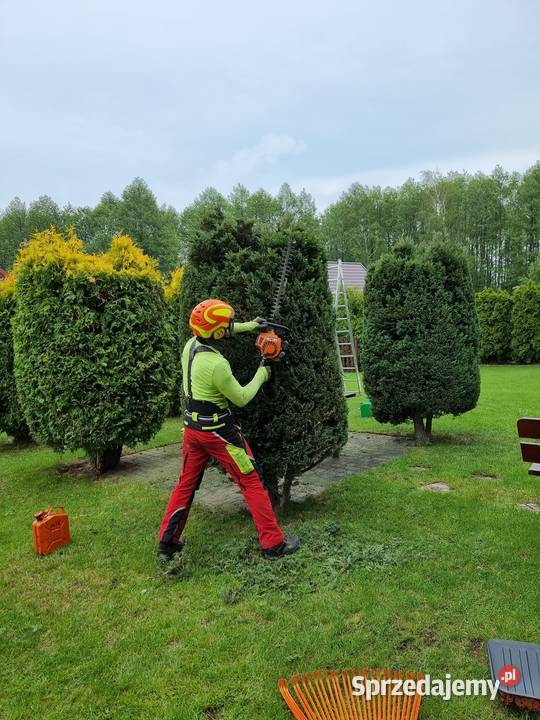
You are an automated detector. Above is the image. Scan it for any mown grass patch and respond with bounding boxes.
[196,521,419,603]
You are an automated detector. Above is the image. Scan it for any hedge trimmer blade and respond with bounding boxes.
[270,238,293,320]
[256,237,293,367]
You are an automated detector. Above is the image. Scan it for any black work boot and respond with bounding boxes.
[156,538,185,562]
[263,534,300,560]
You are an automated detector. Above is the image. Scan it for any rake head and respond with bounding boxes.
[279,668,424,720]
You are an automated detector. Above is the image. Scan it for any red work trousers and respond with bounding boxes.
[158,425,285,550]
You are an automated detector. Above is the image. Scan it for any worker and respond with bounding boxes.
[157,298,300,562]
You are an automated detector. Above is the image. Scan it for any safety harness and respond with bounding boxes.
[184,338,233,431]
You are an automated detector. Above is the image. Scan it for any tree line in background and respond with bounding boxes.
[0,179,183,274]
[323,165,540,290]
[1,163,538,290]
[0,180,318,277]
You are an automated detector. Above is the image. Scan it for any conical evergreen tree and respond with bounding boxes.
[363,240,480,443]
[179,207,348,501]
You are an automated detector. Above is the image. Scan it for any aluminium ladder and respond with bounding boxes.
[332,259,362,398]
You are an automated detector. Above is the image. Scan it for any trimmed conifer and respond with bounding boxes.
[179,207,348,501]
[363,240,480,443]
[12,230,173,471]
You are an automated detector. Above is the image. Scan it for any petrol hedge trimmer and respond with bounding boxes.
[255,238,293,363]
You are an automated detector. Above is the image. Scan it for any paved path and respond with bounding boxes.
[111,432,407,512]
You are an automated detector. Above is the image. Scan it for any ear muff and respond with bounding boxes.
[213,327,226,340]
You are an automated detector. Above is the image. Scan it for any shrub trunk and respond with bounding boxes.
[90,445,123,474]
[413,414,430,445]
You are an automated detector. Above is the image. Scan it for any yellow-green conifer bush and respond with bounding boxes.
[12,230,174,471]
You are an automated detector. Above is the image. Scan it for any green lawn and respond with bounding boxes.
[1,365,539,720]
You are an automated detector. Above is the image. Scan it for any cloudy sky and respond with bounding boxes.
[1,0,539,211]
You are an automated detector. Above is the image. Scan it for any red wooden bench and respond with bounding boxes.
[517,418,540,476]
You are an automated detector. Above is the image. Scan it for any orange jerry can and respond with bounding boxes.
[33,506,71,555]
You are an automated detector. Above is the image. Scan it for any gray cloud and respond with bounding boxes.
[1,0,539,210]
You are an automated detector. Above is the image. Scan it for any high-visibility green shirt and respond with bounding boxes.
[182,321,269,409]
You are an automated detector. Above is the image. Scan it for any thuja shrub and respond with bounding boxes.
[12,230,174,472]
[363,240,480,444]
[476,289,513,362]
[511,282,540,363]
[0,276,30,442]
[180,207,348,502]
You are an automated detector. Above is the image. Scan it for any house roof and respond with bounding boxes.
[327,261,366,294]
[0,268,9,280]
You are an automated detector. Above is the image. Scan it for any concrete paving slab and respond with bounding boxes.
[110,431,407,512]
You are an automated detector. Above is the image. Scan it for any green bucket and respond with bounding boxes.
[360,399,372,418]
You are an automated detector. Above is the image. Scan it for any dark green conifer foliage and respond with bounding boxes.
[476,288,513,362]
[179,208,348,500]
[0,286,30,442]
[511,283,540,363]
[363,240,480,443]
[346,288,364,369]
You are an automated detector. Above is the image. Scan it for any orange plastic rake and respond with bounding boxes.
[279,668,424,720]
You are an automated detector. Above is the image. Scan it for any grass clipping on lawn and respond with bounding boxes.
[162,522,422,604]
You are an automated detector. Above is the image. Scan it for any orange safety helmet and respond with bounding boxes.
[189,299,235,340]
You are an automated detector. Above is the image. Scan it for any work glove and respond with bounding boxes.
[260,359,272,380]
[252,317,268,330]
